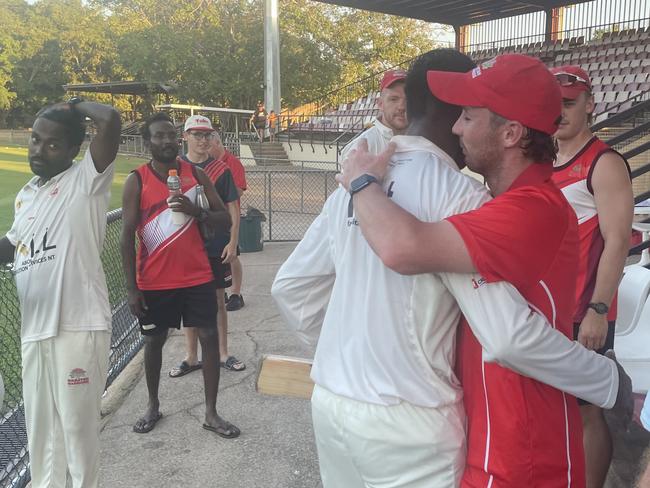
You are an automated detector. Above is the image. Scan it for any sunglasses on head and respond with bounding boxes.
[554,72,589,87]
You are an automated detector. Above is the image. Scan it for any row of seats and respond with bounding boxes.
[290,23,650,135]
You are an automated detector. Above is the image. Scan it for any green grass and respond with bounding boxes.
[0,145,147,235]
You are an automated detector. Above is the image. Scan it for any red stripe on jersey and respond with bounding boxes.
[449,164,585,487]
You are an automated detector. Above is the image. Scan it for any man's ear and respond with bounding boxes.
[503,120,526,149]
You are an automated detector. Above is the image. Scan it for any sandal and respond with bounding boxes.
[169,360,202,378]
[133,412,163,434]
[203,420,240,439]
[220,356,246,372]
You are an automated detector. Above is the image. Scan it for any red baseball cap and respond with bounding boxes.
[426,54,562,135]
[549,65,592,100]
[380,69,407,91]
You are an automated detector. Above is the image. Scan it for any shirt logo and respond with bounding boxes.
[68,368,90,386]
[49,187,59,197]
[471,277,487,289]
[15,199,22,210]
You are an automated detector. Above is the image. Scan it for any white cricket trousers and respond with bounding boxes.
[22,330,110,488]
[311,385,466,488]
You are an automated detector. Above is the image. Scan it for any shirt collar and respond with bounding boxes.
[390,135,459,171]
[373,117,394,137]
[508,163,553,190]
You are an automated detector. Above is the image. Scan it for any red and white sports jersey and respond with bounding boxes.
[134,160,213,290]
[448,164,586,488]
[552,136,630,323]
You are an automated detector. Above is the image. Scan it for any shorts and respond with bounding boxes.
[210,258,232,289]
[574,321,615,406]
[139,281,217,336]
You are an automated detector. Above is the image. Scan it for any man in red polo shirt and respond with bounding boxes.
[551,65,634,488]
[337,54,631,486]
[210,133,248,312]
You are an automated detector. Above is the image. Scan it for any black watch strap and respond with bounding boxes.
[349,174,379,196]
[587,302,609,315]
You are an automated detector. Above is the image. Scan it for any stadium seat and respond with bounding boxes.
[617,265,650,336]
[615,295,650,393]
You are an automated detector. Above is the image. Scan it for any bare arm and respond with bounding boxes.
[0,237,15,264]
[222,201,240,264]
[120,173,147,318]
[336,140,475,274]
[578,152,634,350]
[74,101,121,173]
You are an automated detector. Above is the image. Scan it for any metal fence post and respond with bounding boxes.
[267,171,273,240]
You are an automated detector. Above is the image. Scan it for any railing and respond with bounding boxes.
[0,210,142,488]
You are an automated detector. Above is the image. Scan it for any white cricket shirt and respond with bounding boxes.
[7,149,114,343]
[340,118,394,162]
[273,135,618,409]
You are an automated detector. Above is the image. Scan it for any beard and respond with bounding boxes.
[151,144,179,164]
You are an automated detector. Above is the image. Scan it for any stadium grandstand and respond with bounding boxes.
[2,1,650,487]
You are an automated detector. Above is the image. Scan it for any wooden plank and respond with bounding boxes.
[256,354,314,400]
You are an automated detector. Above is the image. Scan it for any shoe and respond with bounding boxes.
[226,294,244,311]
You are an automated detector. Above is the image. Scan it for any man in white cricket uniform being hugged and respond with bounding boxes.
[0,99,121,488]
[272,50,627,488]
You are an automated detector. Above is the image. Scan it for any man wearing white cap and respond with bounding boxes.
[169,115,246,377]
[339,69,408,161]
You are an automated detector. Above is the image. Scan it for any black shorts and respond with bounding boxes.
[139,281,217,336]
[210,258,232,289]
[574,321,616,406]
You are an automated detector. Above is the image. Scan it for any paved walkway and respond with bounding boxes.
[99,243,322,488]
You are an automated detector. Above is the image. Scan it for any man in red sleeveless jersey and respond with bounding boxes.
[168,115,245,377]
[120,112,239,438]
[551,65,634,488]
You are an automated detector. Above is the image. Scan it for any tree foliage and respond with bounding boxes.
[0,0,451,127]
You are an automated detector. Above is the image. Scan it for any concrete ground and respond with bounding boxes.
[96,241,650,488]
[99,242,322,488]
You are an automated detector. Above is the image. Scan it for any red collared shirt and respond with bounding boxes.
[447,163,585,488]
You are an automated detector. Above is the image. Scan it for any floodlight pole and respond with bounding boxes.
[264,0,282,115]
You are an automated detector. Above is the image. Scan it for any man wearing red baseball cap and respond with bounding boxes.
[551,65,633,488]
[277,49,632,487]
[336,54,634,486]
[339,69,407,161]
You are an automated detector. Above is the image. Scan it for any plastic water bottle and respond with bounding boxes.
[195,185,214,240]
[167,169,186,225]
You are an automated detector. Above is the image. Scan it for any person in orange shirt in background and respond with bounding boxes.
[268,110,278,142]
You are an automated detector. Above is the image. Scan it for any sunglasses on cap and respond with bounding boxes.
[554,72,589,87]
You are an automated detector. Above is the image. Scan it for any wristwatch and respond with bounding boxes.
[349,174,378,196]
[587,302,609,315]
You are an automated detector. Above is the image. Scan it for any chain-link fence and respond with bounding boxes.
[0,209,142,488]
[241,169,339,241]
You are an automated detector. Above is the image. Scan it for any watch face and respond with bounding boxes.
[590,302,608,314]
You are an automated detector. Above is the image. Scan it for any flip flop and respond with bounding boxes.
[169,360,202,378]
[220,356,246,372]
[133,412,163,434]
[203,421,241,439]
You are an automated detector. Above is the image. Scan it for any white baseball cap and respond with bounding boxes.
[184,115,214,132]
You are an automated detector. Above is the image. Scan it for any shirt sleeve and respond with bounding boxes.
[440,272,618,408]
[226,154,247,190]
[216,169,239,204]
[76,148,115,196]
[5,194,21,245]
[271,199,336,348]
[446,187,568,290]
